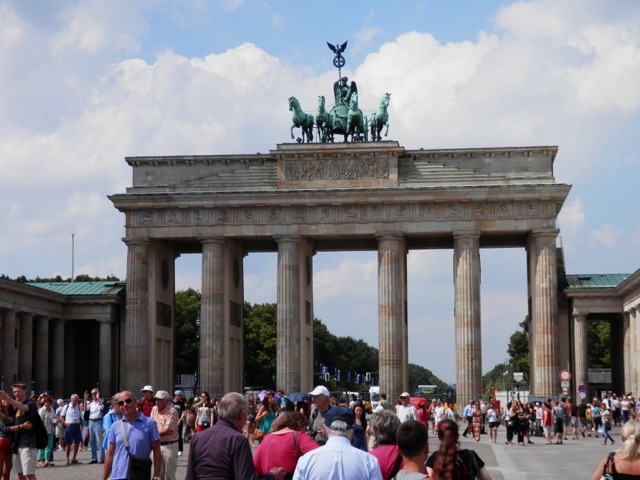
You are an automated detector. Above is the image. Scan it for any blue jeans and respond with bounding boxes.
[89,419,105,461]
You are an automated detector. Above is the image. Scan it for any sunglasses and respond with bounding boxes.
[118,398,134,406]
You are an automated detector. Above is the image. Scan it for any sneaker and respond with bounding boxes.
[71,459,80,465]
[89,460,98,464]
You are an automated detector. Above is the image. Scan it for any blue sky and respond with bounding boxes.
[1,0,639,384]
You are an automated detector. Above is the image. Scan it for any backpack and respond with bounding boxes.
[27,405,48,450]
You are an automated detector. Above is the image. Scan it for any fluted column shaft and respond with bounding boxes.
[276,237,301,393]
[18,312,33,382]
[630,308,639,395]
[377,234,407,401]
[454,232,481,404]
[1,309,17,384]
[201,239,225,396]
[573,312,588,398]
[34,317,49,392]
[530,230,559,398]
[51,319,65,399]
[99,320,113,393]
[124,239,149,392]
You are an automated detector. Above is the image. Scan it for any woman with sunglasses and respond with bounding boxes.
[196,392,215,433]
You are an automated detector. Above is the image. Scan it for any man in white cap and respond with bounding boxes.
[395,392,417,423]
[151,391,179,480]
[139,385,156,417]
[307,386,334,445]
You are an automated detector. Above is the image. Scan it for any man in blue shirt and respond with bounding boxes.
[293,406,382,480]
[101,391,162,480]
[462,400,474,437]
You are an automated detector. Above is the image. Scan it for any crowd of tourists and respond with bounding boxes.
[3,382,640,479]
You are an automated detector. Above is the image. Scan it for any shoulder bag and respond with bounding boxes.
[600,451,615,479]
[119,421,153,480]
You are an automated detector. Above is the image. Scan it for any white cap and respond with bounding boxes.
[141,385,155,393]
[309,385,330,397]
[154,390,171,400]
[400,392,411,398]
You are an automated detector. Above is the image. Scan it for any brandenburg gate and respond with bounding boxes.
[110,141,570,402]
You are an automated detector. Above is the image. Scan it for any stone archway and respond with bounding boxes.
[110,141,570,401]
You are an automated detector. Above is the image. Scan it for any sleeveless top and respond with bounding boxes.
[606,452,640,480]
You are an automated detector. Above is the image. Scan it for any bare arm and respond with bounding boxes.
[101,442,115,480]
[590,455,609,480]
[151,440,162,477]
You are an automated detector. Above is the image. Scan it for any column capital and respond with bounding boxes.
[199,237,225,245]
[274,235,302,244]
[531,228,560,239]
[626,305,637,314]
[572,308,589,319]
[122,237,149,246]
[453,230,481,239]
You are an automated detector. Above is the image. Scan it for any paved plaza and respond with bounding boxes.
[21,424,621,480]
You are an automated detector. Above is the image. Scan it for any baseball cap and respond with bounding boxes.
[324,406,355,428]
[154,390,171,400]
[400,392,411,398]
[174,390,184,397]
[309,385,330,397]
[141,385,155,393]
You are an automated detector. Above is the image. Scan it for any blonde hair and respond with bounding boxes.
[619,421,640,460]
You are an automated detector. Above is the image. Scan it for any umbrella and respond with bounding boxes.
[287,392,310,403]
[258,390,282,403]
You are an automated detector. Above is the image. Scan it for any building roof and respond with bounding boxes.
[565,274,630,290]
[26,281,125,296]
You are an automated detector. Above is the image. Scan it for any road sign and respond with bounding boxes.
[559,369,572,382]
[561,381,570,388]
[578,384,587,393]
[579,392,586,399]
[562,387,568,395]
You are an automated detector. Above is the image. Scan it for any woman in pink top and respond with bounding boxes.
[253,411,319,479]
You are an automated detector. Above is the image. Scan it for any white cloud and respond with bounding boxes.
[558,198,585,235]
[589,224,624,248]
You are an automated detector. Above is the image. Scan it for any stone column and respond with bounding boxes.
[453,232,482,404]
[623,310,631,395]
[0,309,17,384]
[99,319,113,394]
[124,239,150,392]
[18,312,34,383]
[573,311,588,398]
[276,237,301,393]
[34,316,49,392]
[50,319,65,399]
[200,238,225,396]
[529,230,559,398]
[377,234,407,400]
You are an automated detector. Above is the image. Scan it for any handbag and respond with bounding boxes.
[252,428,265,442]
[119,421,153,480]
[467,449,482,480]
[600,452,615,479]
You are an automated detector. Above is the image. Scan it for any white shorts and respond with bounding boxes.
[13,447,37,475]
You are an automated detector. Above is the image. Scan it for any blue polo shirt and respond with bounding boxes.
[108,414,160,480]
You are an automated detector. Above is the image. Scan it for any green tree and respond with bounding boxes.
[174,288,201,375]
[506,317,529,380]
[408,363,449,393]
[587,320,611,367]
[244,302,278,388]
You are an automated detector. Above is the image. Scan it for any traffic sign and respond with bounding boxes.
[578,384,586,393]
[561,381,570,388]
[562,387,568,395]
[559,369,572,381]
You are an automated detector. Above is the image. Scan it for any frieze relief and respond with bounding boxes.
[131,199,558,227]
[284,158,389,181]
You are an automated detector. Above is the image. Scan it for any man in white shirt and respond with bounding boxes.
[395,392,418,423]
[293,407,381,480]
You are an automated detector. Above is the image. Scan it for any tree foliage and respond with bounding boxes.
[174,296,449,392]
[587,320,611,367]
[174,288,201,375]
